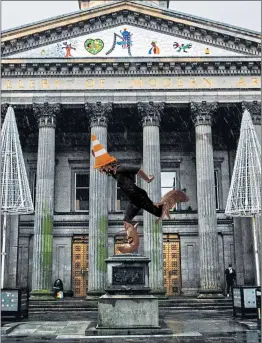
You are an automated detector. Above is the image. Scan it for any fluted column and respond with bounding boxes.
[190,101,222,297]
[31,103,60,298]
[86,102,112,297]
[138,102,165,295]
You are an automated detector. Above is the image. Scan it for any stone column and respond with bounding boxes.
[3,216,19,288]
[190,101,222,297]
[242,101,261,285]
[137,102,165,295]
[86,102,112,297]
[30,103,60,298]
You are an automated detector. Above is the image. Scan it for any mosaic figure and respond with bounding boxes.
[84,38,104,55]
[173,42,192,53]
[62,42,76,57]
[148,41,160,54]
[106,28,133,56]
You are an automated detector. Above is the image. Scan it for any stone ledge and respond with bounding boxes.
[85,320,173,336]
[1,323,22,335]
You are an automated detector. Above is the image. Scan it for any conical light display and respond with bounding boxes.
[225,109,261,217]
[1,106,34,214]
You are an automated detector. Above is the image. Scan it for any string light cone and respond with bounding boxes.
[1,106,34,288]
[225,108,261,285]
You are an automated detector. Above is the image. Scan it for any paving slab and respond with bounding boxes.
[1,312,261,343]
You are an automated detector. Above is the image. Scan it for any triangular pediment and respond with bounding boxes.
[2,0,260,58]
[8,24,247,58]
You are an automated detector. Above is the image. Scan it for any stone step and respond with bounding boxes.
[29,303,93,308]
[160,306,233,311]
[160,297,232,302]
[28,306,232,314]
[29,301,232,308]
[159,303,233,308]
[27,309,234,322]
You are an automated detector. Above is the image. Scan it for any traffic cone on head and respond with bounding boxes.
[91,134,116,169]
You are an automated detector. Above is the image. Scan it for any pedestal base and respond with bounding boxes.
[98,294,159,327]
[85,254,172,336]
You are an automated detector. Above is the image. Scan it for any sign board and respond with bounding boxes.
[243,288,257,308]
[1,290,19,312]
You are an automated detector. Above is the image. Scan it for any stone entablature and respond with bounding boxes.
[1,57,261,77]
[2,76,261,92]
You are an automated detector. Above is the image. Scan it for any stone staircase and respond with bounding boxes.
[159,297,233,313]
[28,297,233,320]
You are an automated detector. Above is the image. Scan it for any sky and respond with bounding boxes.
[1,0,261,32]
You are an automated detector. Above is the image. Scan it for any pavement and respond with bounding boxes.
[1,312,261,343]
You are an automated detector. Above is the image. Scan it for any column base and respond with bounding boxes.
[85,290,105,307]
[197,289,224,299]
[150,289,167,299]
[29,290,55,300]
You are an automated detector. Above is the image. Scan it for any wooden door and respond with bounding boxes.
[72,236,88,297]
[163,234,181,296]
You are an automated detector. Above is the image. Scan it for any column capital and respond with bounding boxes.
[33,103,60,128]
[137,102,164,127]
[1,103,9,124]
[242,101,261,125]
[1,103,9,116]
[190,101,218,126]
[85,102,112,127]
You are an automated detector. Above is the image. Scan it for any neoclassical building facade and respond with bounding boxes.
[1,0,261,298]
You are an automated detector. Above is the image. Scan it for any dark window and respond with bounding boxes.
[214,170,220,210]
[161,172,177,209]
[32,172,37,208]
[75,173,89,211]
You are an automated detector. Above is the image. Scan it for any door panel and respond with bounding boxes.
[163,234,181,296]
[72,236,88,297]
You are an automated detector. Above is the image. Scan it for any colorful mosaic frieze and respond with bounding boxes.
[9,25,243,58]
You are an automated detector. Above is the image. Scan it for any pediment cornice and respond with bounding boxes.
[1,2,261,57]
[1,57,260,77]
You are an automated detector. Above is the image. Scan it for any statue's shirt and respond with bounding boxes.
[111,164,141,198]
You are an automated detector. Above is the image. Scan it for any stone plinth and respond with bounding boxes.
[85,254,172,336]
[98,294,159,328]
[105,255,151,294]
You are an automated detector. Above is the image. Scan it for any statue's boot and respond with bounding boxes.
[118,222,139,254]
[154,189,189,224]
